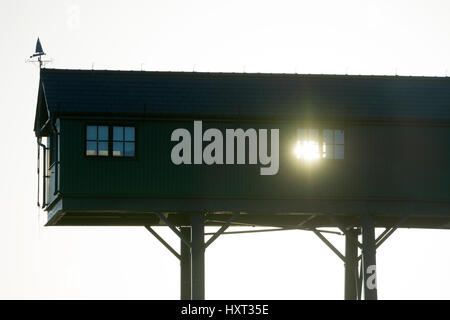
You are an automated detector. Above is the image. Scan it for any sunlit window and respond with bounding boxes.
[294,128,344,160]
[294,129,320,160]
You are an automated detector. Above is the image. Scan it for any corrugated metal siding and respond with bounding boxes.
[41,69,450,121]
[60,118,450,201]
[345,125,450,199]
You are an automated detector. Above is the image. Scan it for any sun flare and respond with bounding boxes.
[294,140,321,161]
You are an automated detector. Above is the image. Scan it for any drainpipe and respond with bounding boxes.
[37,137,47,208]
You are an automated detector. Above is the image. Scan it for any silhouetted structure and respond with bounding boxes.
[34,68,450,300]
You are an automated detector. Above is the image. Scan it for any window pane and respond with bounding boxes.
[295,140,320,160]
[298,129,306,140]
[335,130,345,145]
[309,129,319,140]
[98,142,109,156]
[98,126,109,141]
[87,126,97,140]
[335,145,345,159]
[324,145,334,159]
[125,127,135,141]
[113,142,123,156]
[113,126,124,141]
[124,142,135,157]
[323,130,333,144]
[86,141,97,156]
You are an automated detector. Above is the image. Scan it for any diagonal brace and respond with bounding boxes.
[375,228,396,249]
[323,212,348,235]
[296,214,317,228]
[375,215,409,249]
[356,215,410,261]
[323,213,363,248]
[145,226,181,260]
[155,212,191,248]
[313,229,345,262]
[204,212,238,249]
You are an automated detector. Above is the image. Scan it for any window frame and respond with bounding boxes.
[296,127,345,160]
[86,125,109,157]
[322,129,345,160]
[84,123,137,160]
[112,125,136,158]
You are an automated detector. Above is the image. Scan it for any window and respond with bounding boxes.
[86,125,109,156]
[323,129,344,159]
[113,126,135,157]
[86,125,135,157]
[294,128,344,160]
[295,129,320,160]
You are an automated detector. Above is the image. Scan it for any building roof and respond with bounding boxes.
[35,68,450,134]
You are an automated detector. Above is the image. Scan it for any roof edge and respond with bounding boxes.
[39,67,450,81]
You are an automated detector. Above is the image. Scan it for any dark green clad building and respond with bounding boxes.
[34,68,450,299]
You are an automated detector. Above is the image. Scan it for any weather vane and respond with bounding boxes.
[27,38,52,68]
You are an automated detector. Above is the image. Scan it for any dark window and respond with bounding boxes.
[113,126,135,157]
[323,129,344,159]
[86,125,109,156]
[86,125,135,157]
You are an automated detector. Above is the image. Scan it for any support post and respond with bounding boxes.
[344,228,359,300]
[180,227,191,300]
[191,213,205,300]
[362,215,378,300]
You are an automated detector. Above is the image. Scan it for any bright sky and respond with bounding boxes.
[1,0,449,299]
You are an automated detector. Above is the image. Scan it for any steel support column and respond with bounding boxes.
[362,215,378,300]
[180,227,191,300]
[344,228,359,300]
[191,213,205,300]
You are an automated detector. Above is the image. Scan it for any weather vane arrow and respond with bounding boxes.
[27,37,52,68]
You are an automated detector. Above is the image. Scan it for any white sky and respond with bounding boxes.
[0,0,449,299]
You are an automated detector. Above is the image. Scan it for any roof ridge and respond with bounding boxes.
[40,68,450,80]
